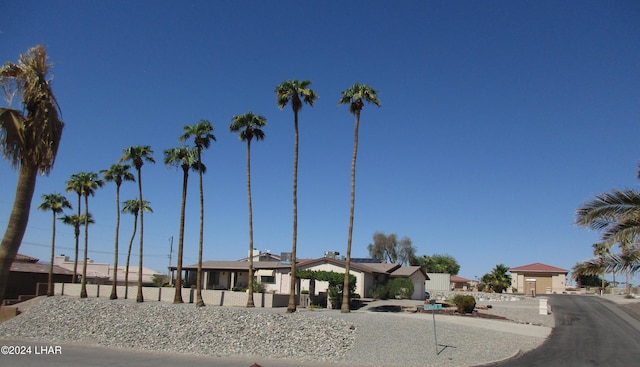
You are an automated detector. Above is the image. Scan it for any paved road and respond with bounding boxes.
[0,340,331,367]
[495,295,640,367]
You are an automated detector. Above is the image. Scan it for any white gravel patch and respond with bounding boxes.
[0,296,551,366]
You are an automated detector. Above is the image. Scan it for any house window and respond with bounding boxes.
[260,276,275,284]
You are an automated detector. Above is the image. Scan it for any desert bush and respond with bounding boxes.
[453,294,476,314]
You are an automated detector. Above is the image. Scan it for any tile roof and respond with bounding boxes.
[389,266,428,279]
[451,275,471,282]
[509,262,569,274]
[10,262,75,275]
[14,253,40,263]
[178,260,291,271]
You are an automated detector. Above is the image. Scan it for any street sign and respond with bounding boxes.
[424,304,442,311]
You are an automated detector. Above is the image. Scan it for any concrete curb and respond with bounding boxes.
[472,349,523,366]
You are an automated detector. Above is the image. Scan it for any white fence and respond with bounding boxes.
[54,283,290,308]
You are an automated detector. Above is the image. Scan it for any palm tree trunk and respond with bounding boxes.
[196,147,205,307]
[73,193,81,284]
[174,167,189,304]
[136,168,144,303]
[247,140,255,307]
[287,111,299,313]
[342,111,361,313]
[110,185,121,300]
[47,211,56,296]
[80,195,89,298]
[124,214,137,299]
[626,269,631,294]
[0,165,38,302]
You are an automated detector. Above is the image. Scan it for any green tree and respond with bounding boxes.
[0,45,64,302]
[164,146,201,303]
[101,163,135,300]
[275,80,318,313]
[571,262,607,287]
[120,146,155,302]
[481,264,512,293]
[179,121,215,307]
[230,112,266,308]
[421,254,461,275]
[121,199,152,299]
[37,193,71,296]
[338,83,380,313]
[59,214,93,283]
[367,232,416,265]
[67,172,104,298]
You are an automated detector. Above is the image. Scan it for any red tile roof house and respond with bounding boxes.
[451,275,472,290]
[509,263,569,296]
[4,254,74,304]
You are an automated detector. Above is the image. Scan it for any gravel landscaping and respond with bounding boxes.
[0,295,555,367]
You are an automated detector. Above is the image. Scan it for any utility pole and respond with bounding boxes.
[168,236,173,286]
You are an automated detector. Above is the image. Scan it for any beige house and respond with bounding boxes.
[53,255,161,284]
[171,254,429,301]
[510,262,568,295]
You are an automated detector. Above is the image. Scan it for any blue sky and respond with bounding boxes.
[1,1,639,283]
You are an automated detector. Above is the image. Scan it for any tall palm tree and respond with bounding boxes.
[230,112,266,308]
[163,146,202,303]
[65,174,85,283]
[179,121,215,307]
[67,172,104,298]
[593,243,610,292]
[101,163,135,300]
[121,199,152,299]
[338,83,380,313]
[37,193,71,296]
[0,45,64,302]
[120,146,155,303]
[275,80,317,313]
[59,214,93,283]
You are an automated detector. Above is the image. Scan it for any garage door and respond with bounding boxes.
[536,277,552,294]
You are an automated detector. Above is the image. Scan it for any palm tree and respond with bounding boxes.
[163,146,202,303]
[179,121,215,307]
[101,163,135,300]
[0,45,64,302]
[120,146,155,302]
[576,189,640,244]
[67,172,104,298]
[275,80,317,313]
[481,264,512,293]
[593,243,610,293]
[59,214,93,283]
[65,175,86,284]
[230,112,266,307]
[37,193,71,296]
[121,199,152,299]
[338,83,380,313]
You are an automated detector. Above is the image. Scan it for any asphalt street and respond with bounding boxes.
[495,295,640,367]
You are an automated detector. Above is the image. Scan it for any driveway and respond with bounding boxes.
[494,295,640,366]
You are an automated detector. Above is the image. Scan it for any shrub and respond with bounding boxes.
[252,280,265,293]
[387,278,414,299]
[453,295,476,314]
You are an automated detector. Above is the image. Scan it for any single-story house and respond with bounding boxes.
[171,259,292,294]
[54,255,161,284]
[170,252,429,301]
[4,254,74,301]
[510,262,568,295]
[451,275,472,290]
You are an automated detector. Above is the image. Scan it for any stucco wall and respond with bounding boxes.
[55,283,282,307]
